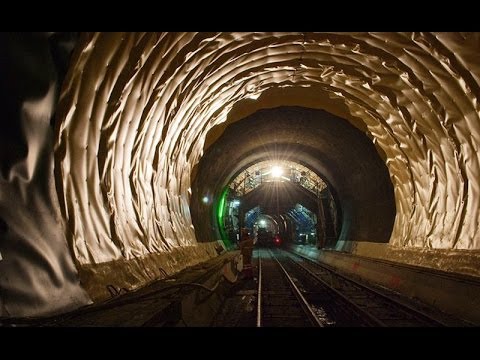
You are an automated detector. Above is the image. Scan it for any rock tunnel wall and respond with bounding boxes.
[1,32,480,317]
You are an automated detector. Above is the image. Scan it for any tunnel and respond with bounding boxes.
[190,106,395,251]
[1,32,480,325]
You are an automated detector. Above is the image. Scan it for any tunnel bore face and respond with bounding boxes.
[2,32,480,317]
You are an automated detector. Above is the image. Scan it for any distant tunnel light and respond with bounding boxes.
[232,199,241,207]
[259,219,266,226]
[271,166,283,178]
[202,196,209,204]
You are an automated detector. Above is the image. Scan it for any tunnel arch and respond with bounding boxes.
[2,32,480,317]
[53,32,480,302]
[56,33,480,259]
[191,106,395,250]
[216,157,341,249]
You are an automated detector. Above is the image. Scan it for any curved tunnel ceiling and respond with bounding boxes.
[229,159,328,197]
[56,32,480,264]
[2,32,480,317]
[240,182,320,217]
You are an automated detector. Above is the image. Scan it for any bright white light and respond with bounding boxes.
[259,219,266,226]
[246,92,261,100]
[271,166,283,178]
[202,196,209,204]
[232,199,240,207]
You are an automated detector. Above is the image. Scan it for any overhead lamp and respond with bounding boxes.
[271,166,283,178]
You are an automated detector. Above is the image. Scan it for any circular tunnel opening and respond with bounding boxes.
[219,160,341,249]
[191,106,396,252]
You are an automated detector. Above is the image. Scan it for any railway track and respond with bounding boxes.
[255,247,451,327]
[279,249,447,327]
[205,247,460,327]
[256,248,322,327]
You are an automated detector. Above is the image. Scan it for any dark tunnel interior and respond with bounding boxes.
[191,106,396,250]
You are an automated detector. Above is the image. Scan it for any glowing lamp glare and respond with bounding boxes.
[271,166,283,177]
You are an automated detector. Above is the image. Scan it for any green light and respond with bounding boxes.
[216,187,231,248]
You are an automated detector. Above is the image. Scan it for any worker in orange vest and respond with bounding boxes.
[239,228,254,279]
